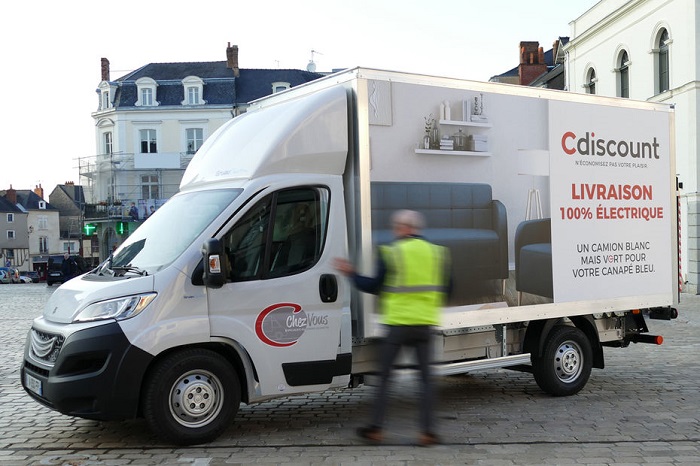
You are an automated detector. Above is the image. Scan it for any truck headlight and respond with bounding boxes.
[74,293,157,322]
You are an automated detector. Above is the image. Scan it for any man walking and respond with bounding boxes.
[334,209,450,446]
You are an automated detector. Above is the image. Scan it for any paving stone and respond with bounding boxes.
[2,284,700,464]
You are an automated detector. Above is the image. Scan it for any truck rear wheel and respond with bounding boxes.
[142,348,240,445]
[532,325,592,396]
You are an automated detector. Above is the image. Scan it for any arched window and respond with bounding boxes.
[618,51,630,98]
[657,28,669,93]
[585,68,597,95]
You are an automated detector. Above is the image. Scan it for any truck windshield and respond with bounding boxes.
[100,189,241,275]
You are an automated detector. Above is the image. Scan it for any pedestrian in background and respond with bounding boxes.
[61,253,77,281]
[334,209,450,446]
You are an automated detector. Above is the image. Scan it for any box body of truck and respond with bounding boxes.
[21,68,677,445]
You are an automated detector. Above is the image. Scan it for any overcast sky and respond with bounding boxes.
[1,0,597,194]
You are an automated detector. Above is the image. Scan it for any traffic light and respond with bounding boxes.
[115,221,127,235]
[83,223,98,236]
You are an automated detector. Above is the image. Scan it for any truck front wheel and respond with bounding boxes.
[142,348,240,445]
[532,325,592,396]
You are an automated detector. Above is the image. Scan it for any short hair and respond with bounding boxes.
[391,209,425,230]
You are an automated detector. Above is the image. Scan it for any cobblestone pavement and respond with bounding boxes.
[1,283,699,465]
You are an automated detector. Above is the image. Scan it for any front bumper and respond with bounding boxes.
[20,321,153,421]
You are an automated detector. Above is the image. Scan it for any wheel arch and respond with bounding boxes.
[138,339,256,414]
[524,316,604,369]
[569,315,604,369]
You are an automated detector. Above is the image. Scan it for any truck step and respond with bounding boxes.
[437,354,531,376]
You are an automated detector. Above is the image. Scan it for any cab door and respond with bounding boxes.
[206,177,351,398]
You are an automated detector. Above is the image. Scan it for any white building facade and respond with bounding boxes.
[564,0,700,291]
[81,45,324,260]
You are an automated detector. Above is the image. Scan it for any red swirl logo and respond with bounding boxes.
[255,303,306,347]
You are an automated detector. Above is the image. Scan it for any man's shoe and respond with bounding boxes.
[357,425,383,444]
[418,432,440,447]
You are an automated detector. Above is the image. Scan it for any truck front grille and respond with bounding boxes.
[30,328,64,364]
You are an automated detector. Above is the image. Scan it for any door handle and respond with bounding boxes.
[319,274,338,303]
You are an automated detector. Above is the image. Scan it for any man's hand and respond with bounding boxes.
[333,258,355,276]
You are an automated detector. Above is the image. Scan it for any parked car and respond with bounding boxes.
[0,267,20,284]
[18,275,33,284]
[24,271,41,283]
[46,255,86,286]
[0,270,9,284]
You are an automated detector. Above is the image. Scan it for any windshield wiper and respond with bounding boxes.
[112,265,148,276]
[92,253,115,276]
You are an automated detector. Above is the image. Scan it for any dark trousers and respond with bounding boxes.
[371,325,435,433]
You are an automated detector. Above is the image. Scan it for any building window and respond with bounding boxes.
[4,249,13,259]
[39,236,48,254]
[140,129,157,153]
[585,68,597,95]
[141,88,154,106]
[37,216,48,230]
[63,242,76,253]
[104,132,113,155]
[7,230,15,240]
[98,82,117,111]
[617,50,630,98]
[272,82,290,93]
[657,29,669,93]
[135,77,158,107]
[6,213,13,223]
[181,76,204,105]
[186,128,204,154]
[187,87,199,105]
[141,175,159,200]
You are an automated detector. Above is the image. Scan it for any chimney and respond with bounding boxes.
[518,41,548,86]
[34,184,44,199]
[6,185,17,205]
[101,58,110,82]
[226,43,240,78]
[552,40,559,64]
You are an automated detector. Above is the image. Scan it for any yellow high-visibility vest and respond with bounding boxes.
[379,237,448,326]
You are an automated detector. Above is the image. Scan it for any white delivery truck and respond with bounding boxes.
[21,68,679,445]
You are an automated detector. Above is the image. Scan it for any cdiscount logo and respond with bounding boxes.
[561,131,661,160]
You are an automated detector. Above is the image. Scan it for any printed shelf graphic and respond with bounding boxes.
[548,100,673,302]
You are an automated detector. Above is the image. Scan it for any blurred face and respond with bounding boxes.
[392,222,413,238]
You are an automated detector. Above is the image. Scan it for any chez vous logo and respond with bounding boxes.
[255,302,329,347]
[560,131,661,160]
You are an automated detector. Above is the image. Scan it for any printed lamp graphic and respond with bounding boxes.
[518,149,550,220]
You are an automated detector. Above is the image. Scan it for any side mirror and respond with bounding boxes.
[201,238,225,289]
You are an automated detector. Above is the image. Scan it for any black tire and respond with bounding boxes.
[142,348,240,445]
[532,325,592,396]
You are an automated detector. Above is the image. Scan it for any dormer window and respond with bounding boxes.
[135,77,159,107]
[97,81,117,111]
[272,82,290,93]
[181,76,205,105]
[38,201,46,210]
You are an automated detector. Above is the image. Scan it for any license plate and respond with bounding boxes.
[25,373,42,396]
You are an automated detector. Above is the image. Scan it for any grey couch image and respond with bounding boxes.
[370,182,509,291]
[514,217,553,305]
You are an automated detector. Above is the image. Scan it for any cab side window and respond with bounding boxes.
[224,187,328,281]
